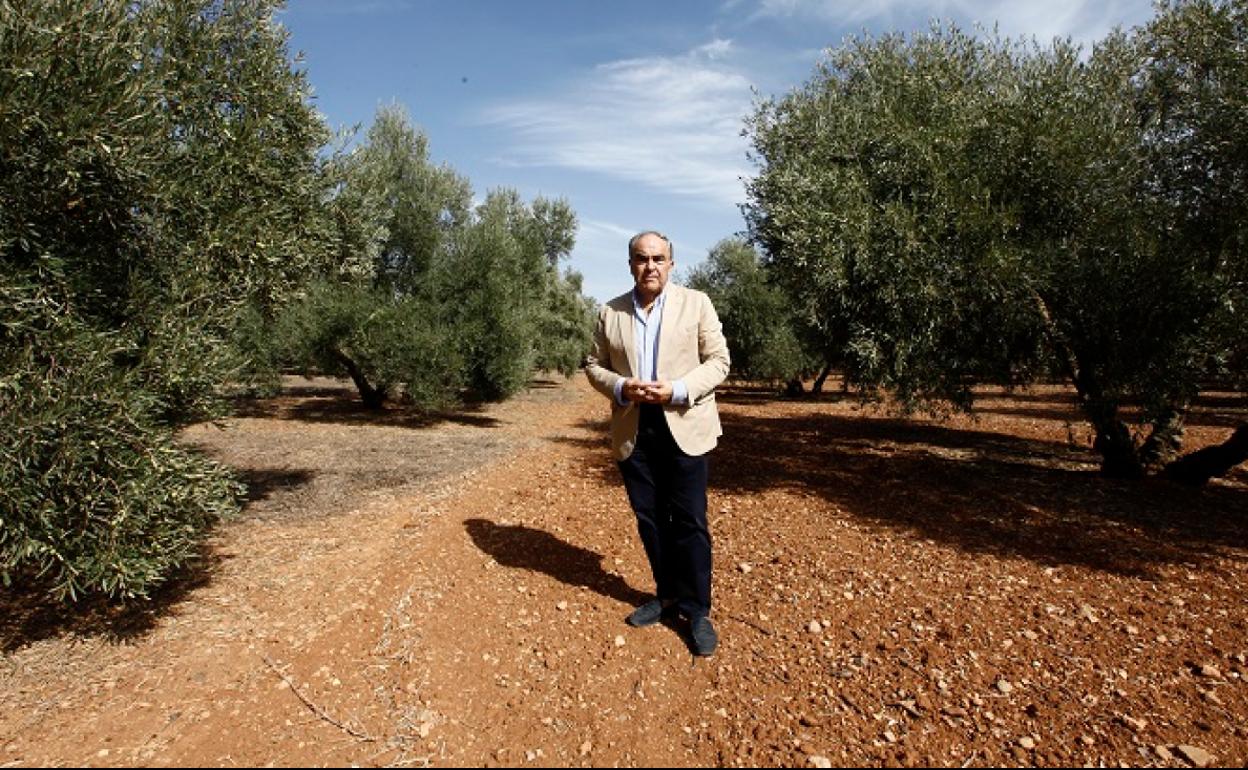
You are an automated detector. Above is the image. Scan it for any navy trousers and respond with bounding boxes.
[618,404,712,618]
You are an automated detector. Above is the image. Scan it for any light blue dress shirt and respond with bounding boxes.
[613,288,689,406]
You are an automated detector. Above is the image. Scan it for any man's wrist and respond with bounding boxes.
[671,379,689,405]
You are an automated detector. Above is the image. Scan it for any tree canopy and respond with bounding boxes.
[744,0,1247,481]
[0,2,594,601]
[1,0,333,599]
[267,106,595,409]
[685,238,811,385]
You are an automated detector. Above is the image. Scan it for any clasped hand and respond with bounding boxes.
[622,378,673,404]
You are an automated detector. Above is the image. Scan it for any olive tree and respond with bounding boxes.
[1,0,332,598]
[745,2,1247,481]
[686,238,811,386]
[269,106,593,407]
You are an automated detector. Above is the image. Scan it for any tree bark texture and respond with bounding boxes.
[333,349,386,410]
[811,362,834,395]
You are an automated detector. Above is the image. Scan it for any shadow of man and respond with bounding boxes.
[463,519,648,607]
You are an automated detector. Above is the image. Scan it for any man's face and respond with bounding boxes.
[629,234,674,299]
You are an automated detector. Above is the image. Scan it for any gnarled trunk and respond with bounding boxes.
[810,361,834,394]
[1163,424,1248,487]
[333,349,386,410]
[1140,407,1187,471]
[1090,411,1144,478]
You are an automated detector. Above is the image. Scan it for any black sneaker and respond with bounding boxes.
[690,615,718,656]
[626,599,667,628]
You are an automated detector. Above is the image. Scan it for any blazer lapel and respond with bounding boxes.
[620,298,639,377]
[656,285,684,379]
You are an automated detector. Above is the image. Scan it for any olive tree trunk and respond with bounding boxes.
[1163,424,1248,486]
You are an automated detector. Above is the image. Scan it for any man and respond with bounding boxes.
[584,231,730,656]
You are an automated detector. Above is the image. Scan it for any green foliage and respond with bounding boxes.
[746,27,1049,409]
[745,4,1247,477]
[433,190,581,401]
[354,106,473,294]
[686,238,810,383]
[0,285,242,601]
[267,106,594,407]
[1,0,331,598]
[273,281,464,410]
[535,268,598,377]
[1138,0,1248,390]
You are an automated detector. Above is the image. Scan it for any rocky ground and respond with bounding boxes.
[1,375,1245,768]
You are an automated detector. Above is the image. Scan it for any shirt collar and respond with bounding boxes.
[632,285,668,314]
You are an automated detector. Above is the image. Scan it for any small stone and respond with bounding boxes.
[1022,629,1039,641]
[808,620,823,634]
[1079,604,1099,623]
[578,740,592,756]
[1174,744,1214,767]
[808,756,833,769]
[715,708,729,718]
[556,601,568,611]
[1198,664,1222,679]
[1120,715,1148,732]
[1125,625,1139,635]
[1080,734,1096,747]
[941,706,968,718]
[1019,736,1036,750]
[882,730,897,743]
[738,562,753,574]
[1154,745,1174,762]
[97,749,110,758]
[1200,689,1223,706]
[996,679,1014,695]
[614,635,626,647]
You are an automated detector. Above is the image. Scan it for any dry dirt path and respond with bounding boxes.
[1,376,1246,767]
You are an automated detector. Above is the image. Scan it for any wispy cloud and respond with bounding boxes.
[740,0,1154,46]
[480,41,754,208]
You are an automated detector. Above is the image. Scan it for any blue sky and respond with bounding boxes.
[279,0,1156,302]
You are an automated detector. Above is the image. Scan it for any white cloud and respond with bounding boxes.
[480,41,754,208]
[740,0,1154,46]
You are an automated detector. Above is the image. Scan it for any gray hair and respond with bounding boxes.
[627,230,673,262]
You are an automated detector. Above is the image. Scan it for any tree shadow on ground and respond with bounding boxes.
[0,547,224,653]
[715,410,1248,578]
[464,519,649,607]
[242,468,317,504]
[0,465,320,651]
[233,391,501,430]
[238,373,575,429]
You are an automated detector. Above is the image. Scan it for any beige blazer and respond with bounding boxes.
[585,283,730,460]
